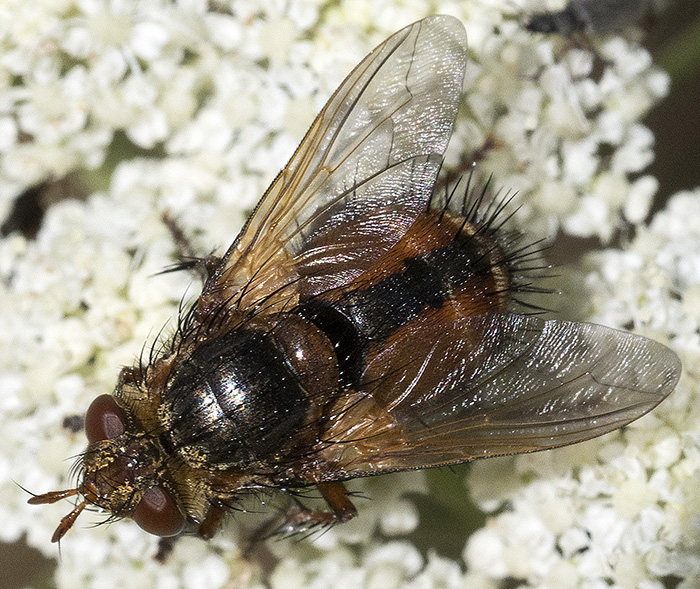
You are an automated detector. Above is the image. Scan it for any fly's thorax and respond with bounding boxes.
[114,356,176,431]
[158,313,339,475]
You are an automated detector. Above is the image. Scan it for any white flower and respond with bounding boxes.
[463,188,700,587]
[1,1,697,587]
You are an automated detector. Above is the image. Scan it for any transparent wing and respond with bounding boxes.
[318,313,680,478]
[201,16,467,313]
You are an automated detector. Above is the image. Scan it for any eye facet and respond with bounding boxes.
[85,394,126,443]
[132,486,184,537]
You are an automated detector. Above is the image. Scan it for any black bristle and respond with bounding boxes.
[431,174,554,315]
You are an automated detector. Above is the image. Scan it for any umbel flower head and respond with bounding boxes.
[1,1,697,588]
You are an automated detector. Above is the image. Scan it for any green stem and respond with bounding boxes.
[656,12,700,88]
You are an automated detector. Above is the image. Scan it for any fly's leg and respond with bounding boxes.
[197,483,358,545]
[160,497,229,559]
[198,497,231,540]
[161,211,220,279]
[155,537,177,563]
[278,482,358,534]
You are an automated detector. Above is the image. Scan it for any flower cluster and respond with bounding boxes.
[461,189,700,588]
[0,0,696,587]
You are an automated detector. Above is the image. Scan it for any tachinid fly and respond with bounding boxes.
[30,15,680,544]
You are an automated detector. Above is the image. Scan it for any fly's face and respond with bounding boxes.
[30,14,680,545]
[31,392,186,541]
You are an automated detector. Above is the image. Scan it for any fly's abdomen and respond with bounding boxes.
[297,209,516,385]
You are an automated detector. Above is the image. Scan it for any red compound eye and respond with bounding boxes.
[85,394,126,443]
[132,487,185,537]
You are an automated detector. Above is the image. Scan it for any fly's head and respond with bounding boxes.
[29,391,185,542]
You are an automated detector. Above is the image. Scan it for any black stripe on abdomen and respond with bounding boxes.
[297,221,502,386]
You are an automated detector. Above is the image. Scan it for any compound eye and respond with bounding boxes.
[85,394,126,443]
[132,487,185,537]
